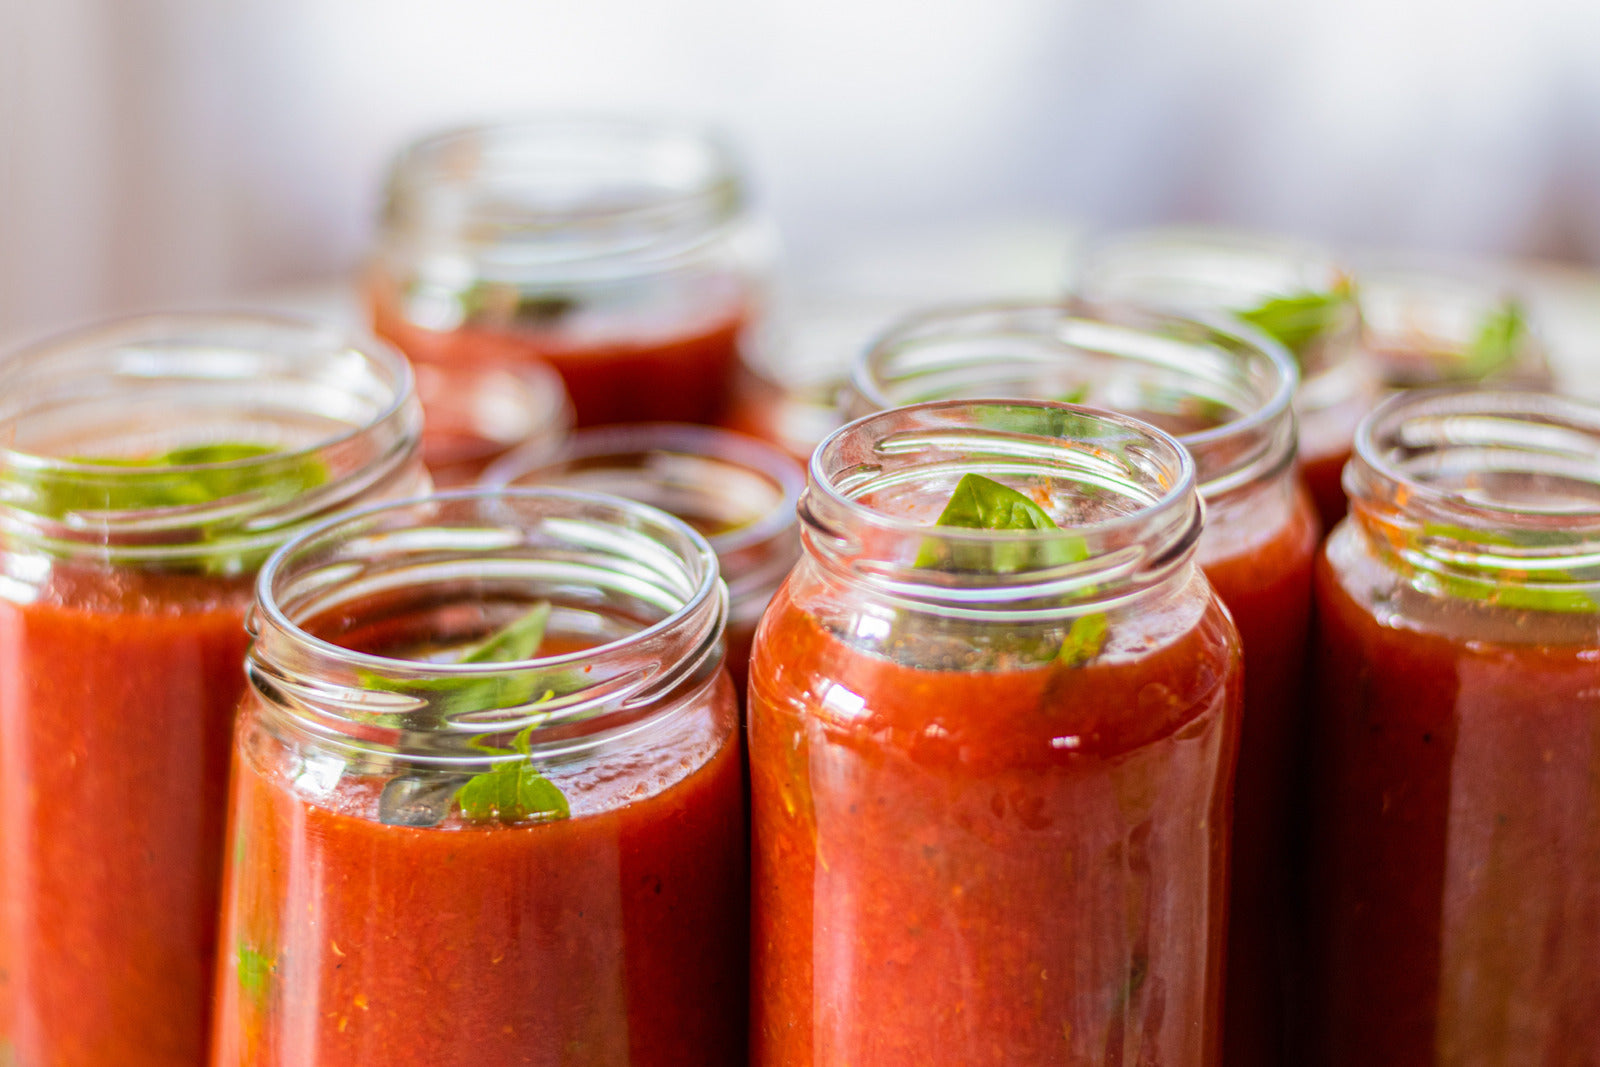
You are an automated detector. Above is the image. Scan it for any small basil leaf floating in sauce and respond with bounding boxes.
[918,473,1108,665]
[1459,299,1528,379]
[1234,278,1356,367]
[445,603,571,824]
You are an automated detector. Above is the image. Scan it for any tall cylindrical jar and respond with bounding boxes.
[749,400,1243,1064]
[1304,390,1600,1065]
[212,490,746,1067]
[848,301,1318,1067]
[483,422,803,696]
[369,117,773,428]
[0,315,425,1067]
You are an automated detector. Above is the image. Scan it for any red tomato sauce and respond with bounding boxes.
[371,293,744,429]
[749,589,1242,1065]
[1197,488,1320,1066]
[1303,550,1600,1064]
[212,676,748,1067]
[0,567,254,1066]
[1299,446,1351,531]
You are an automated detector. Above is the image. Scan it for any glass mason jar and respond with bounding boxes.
[414,358,572,488]
[1073,226,1383,530]
[1304,390,1600,1066]
[749,399,1243,1065]
[0,314,424,1067]
[1354,256,1553,390]
[848,301,1319,1067]
[483,422,802,698]
[211,490,745,1066]
[369,117,773,428]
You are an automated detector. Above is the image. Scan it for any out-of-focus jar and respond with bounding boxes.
[1305,389,1600,1065]
[0,314,425,1067]
[1073,226,1382,530]
[369,117,773,428]
[485,422,802,696]
[414,360,572,487]
[1353,257,1553,389]
[211,489,745,1066]
[848,300,1318,1067]
[749,399,1242,1064]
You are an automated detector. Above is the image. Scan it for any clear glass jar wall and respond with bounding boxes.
[212,489,745,1066]
[369,117,773,428]
[748,399,1243,1065]
[0,314,425,1067]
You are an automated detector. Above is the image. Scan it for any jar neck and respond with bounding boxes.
[247,489,728,766]
[484,422,803,615]
[1347,389,1600,611]
[1355,260,1548,387]
[848,299,1298,505]
[0,314,423,570]
[801,400,1204,617]
[1074,227,1368,415]
[378,117,746,288]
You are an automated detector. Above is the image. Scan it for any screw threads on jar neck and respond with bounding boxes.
[1346,389,1600,606]
[847,299,1298,504]
[247,489,728,765]
[0,313,423,566]
[800,399,1204,614]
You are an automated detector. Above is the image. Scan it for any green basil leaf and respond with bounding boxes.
[237,942,275,1007]
[455,759,570,823]
[1057,612,1109,667]
[916,474,1108,666]
[1461,299,1527,378]
[932,472,1061,533]
[13,442,327,517]
[1235,282,1355,364]
[1411,521,1597,613]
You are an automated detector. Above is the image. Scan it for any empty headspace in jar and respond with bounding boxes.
[803,400,1204,617]
[0,313,412,460]
[249,489,730,815]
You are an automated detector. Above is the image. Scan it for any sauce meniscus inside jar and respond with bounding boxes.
[0,313,425,1067]
[1304,389,1600,1066]
[483,422,802,697]
[749,399,1242,1065]
[369,117,771,428]
[848,299,1319,1067]
[212,489,746,1067]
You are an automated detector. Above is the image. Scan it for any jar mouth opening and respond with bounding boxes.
[1354,261,1547,387]
[382,116,743,260]
[256,488,724,681]
[802,400,1204,611]
[0,313,420,560]
[849,300,1297,497]
[1076,226,1350,312]
[1351,389,1600,525]
[486,421,804,556]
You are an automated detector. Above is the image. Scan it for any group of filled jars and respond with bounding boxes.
[0,117,1595,1067]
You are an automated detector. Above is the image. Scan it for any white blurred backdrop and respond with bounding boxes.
[3,0,1599,349]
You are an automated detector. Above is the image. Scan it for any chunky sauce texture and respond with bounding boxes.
[1303,543,1600,1066]
[212,672,748,1067]
[0,566,254,1067]
[749,582,1242,1065]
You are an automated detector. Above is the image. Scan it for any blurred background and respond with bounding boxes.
[3,0,1600,352]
